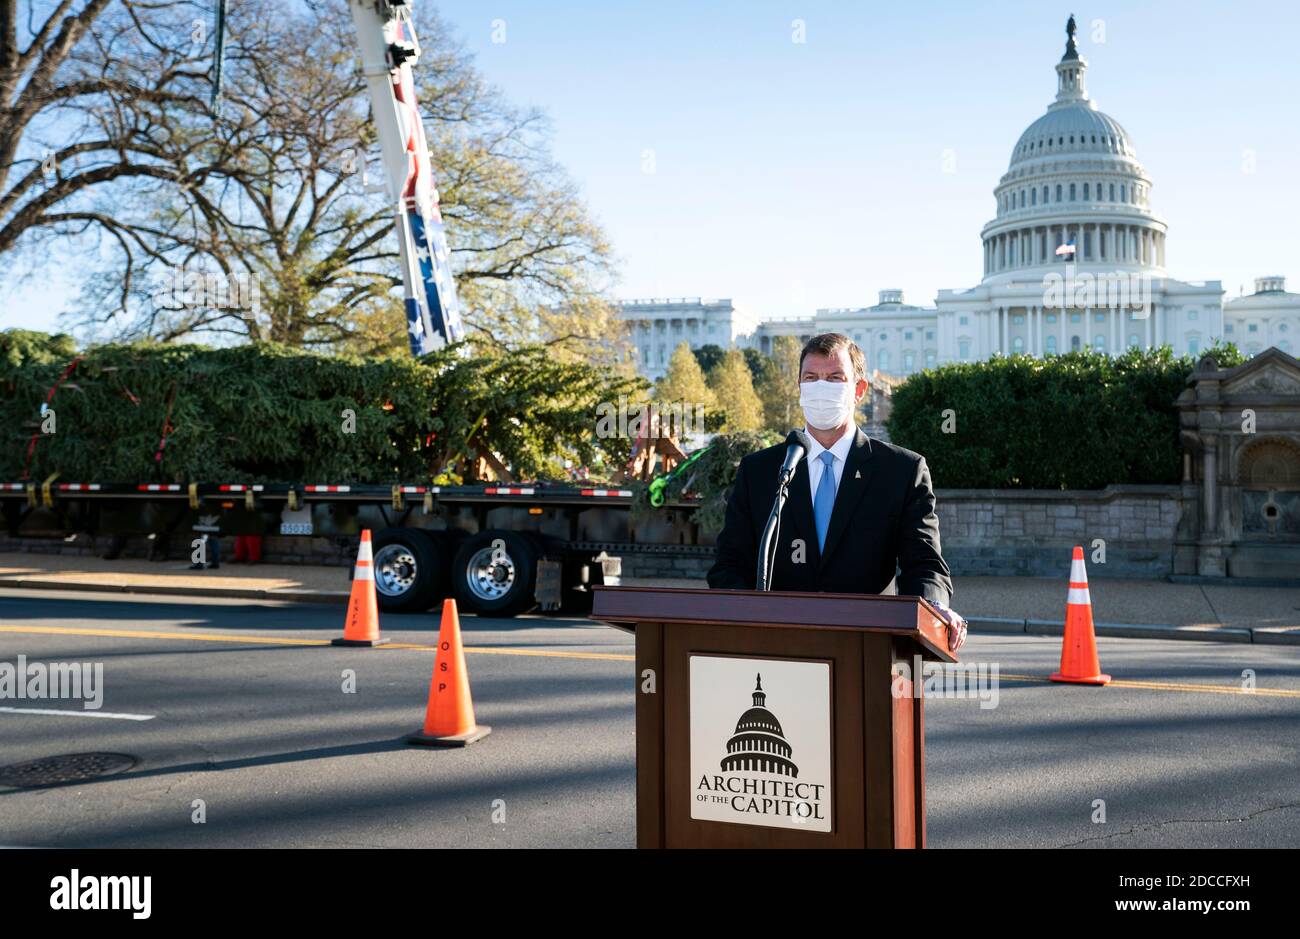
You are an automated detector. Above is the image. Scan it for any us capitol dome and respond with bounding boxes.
[982,14,1165,282]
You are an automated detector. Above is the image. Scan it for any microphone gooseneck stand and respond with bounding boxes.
[756,430,810,592]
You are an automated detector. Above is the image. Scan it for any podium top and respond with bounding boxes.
[590,586,955,663]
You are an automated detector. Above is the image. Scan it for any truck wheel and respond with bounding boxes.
[452,530,538,618]
[372,528,446,613]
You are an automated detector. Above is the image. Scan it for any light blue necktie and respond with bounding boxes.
[813,450,837,552]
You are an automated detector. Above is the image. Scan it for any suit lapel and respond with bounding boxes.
[818,428,875,573]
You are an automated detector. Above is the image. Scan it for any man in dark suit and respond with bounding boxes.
[707,332,967,652]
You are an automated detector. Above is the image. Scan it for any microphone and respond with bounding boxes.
[777,429,810,486]
[757,429,811,591]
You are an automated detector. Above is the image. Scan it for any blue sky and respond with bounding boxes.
[6,0,1298,336]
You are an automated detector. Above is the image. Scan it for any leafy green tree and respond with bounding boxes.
[692,344,725,377]
[756,335,802,433]
[708,348,764,433]
[655,341,716,410]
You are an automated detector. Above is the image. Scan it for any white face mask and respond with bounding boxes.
[799,380,857,431]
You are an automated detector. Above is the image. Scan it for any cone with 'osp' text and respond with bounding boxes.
[332,529,389,647]
[406,598,491,747]
[1050,545,1110,685]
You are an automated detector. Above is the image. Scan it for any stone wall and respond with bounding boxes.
[935,485,1184,578]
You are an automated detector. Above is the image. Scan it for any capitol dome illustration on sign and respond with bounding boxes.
[721,674,799,778]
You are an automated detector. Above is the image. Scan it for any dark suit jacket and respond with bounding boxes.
[706,427,953,607]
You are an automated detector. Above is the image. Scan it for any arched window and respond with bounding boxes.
[1019,190,1026,208]
[1120,184,1127,202]
[1109,183,1116,201]
[1083,183,1090,200]
[1093,335,1106,353]
[1069,183,1076,201]
[1070,336,1081,351]
[1055,184,1062,202]
[1012,336,1024,353]
[1045,335,1058,354]
[1031,188,1037,206]
[1188,337,1200,356]
[877,349,890,371]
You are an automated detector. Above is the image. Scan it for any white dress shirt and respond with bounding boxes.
[805,423,856,514]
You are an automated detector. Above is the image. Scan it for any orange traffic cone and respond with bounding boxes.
[1050,545,1110,685]
[406,599,491,747]
[332,530,389,647]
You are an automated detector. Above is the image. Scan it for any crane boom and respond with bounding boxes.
[347,0,465,355]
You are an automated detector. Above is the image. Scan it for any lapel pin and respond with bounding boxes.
[855,470,862,479]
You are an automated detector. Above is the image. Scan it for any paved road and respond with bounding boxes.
[0,588,1297,848]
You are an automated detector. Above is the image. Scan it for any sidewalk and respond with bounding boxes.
[1,552,1297,645]
[0,551,350,604]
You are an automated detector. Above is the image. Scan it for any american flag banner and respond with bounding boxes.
[391,22,465,356]
[1055,237,1077,259]
[407,209,465,354]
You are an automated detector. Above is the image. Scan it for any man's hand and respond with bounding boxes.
[933,602,968,654]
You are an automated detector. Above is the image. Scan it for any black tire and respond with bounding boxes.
[371,527,446,613]
[451,529,538,617]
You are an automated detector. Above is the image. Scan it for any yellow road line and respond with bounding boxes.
[1,625,1293,691]
[0,624,633,662]
[994,671,1300,699]
[0,624,329,646]
[390,639,629,663]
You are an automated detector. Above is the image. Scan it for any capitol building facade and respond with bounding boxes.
[620,20,1299,381]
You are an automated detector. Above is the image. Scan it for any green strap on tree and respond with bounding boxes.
[648,445,711,507]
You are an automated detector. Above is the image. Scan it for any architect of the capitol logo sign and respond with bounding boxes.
[689,657,833,832]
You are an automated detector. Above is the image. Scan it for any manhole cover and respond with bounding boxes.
[0,753,137,789]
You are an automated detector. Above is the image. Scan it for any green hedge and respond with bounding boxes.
[0,331,644,484]
[886,345,1243,490]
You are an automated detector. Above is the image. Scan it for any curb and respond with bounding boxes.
[970,615,1269,646]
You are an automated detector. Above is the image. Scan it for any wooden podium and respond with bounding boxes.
[590,586,956,848]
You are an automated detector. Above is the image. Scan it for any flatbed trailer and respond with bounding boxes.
[0,479,706,616]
